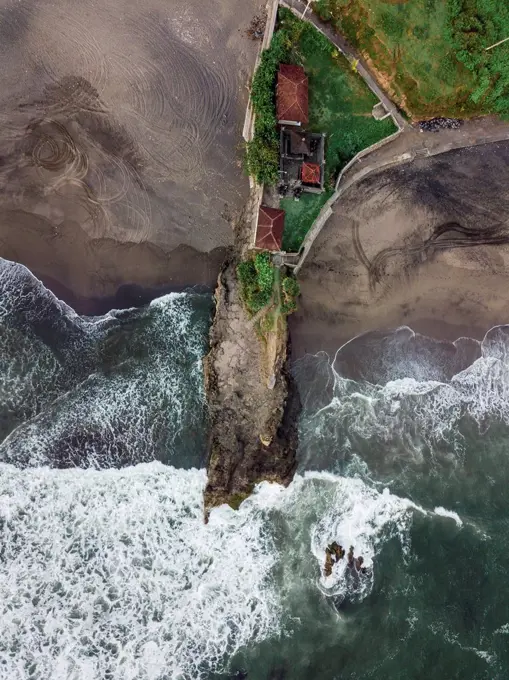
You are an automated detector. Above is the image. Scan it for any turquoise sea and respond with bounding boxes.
[1,258,509,679]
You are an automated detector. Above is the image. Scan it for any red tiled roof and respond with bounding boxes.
[301,162,321,185]
[255,206,285,251]
[277,64,308,125]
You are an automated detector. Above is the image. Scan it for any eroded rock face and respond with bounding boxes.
[203,262,299,515]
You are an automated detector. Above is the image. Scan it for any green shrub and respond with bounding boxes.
[246,29,291,184]
[245,138,279,185]
[237,255,300,321]
[281,299,297,315]
[237,252,275,315]
[281,275,300,316]
[282,276,300,298]
[237,259,257,289]
[254,252,275,292]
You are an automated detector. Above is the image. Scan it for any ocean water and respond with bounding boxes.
[2,259,509,679]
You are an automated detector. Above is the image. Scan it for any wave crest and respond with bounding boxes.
[0,463,281,679]
[295,325,509,469]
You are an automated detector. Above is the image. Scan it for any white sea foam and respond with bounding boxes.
[433,506,463,527]
[296,326,509,467]
[0,463,281,680]
[0,270,210,468]
[0,260,81,429]
[310,477,418,599]
[260,472,421,603]
[3,260,506,675]
[0,462,427,678]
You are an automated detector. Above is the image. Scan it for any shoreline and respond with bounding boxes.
[0,0,263,319]
[0,234,226,315]
[289,313,497,362]
[34,271,215,316]
[291,142,509,360]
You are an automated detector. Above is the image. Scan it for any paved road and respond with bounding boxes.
[341,115,509,185]
[280,0,407,130]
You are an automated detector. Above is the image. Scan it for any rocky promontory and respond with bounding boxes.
[203,236,299,516]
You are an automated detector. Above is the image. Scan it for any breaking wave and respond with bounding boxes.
[3,262,506,677]
[0,259,211,469]
[0,461,434,679]
[0,464,280,679]
[294,325,509,471]
[283,473,418,602]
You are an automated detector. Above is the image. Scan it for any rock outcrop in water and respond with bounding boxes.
[203,214,299,515]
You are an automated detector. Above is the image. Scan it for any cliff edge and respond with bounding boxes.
[203,258,299,516]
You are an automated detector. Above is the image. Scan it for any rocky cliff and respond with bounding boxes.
[203,259,299,516]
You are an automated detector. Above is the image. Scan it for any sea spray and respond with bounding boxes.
[272,473,419,602]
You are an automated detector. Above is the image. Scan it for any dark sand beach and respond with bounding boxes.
[291,141,509,357]
[0,0,260,308]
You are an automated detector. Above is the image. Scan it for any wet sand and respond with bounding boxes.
[291,141,509,357]
[0,0,260,305]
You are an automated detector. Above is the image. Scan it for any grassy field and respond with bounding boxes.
[278,7,396,251]
[313,0,509,119]
[281,191,332,252]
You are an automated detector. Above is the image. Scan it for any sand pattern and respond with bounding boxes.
[0,0,259,302]
[291,141,509,356]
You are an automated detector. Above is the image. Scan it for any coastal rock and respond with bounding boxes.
[418,117,462,132]
[203,261,299,516]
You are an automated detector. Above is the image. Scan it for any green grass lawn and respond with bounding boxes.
[312,0,509,119]
[277,8,396,251]
[281,191,332,252]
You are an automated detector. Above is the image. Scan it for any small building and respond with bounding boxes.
[277,64,309,126]
[278,127,325,195]
[254,206,285,251]
[301,162,321,188]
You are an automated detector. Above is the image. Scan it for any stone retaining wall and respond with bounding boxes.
[242,0,279,143]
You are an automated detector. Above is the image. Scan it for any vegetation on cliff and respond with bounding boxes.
[281,274,300,315]
[236,251,300,331]
[245,31,291,184]
[312,0,509,119]
[237,252,275,315]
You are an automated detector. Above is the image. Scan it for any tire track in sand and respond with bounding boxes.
[25,11,110,98]
[113,10,235,183]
